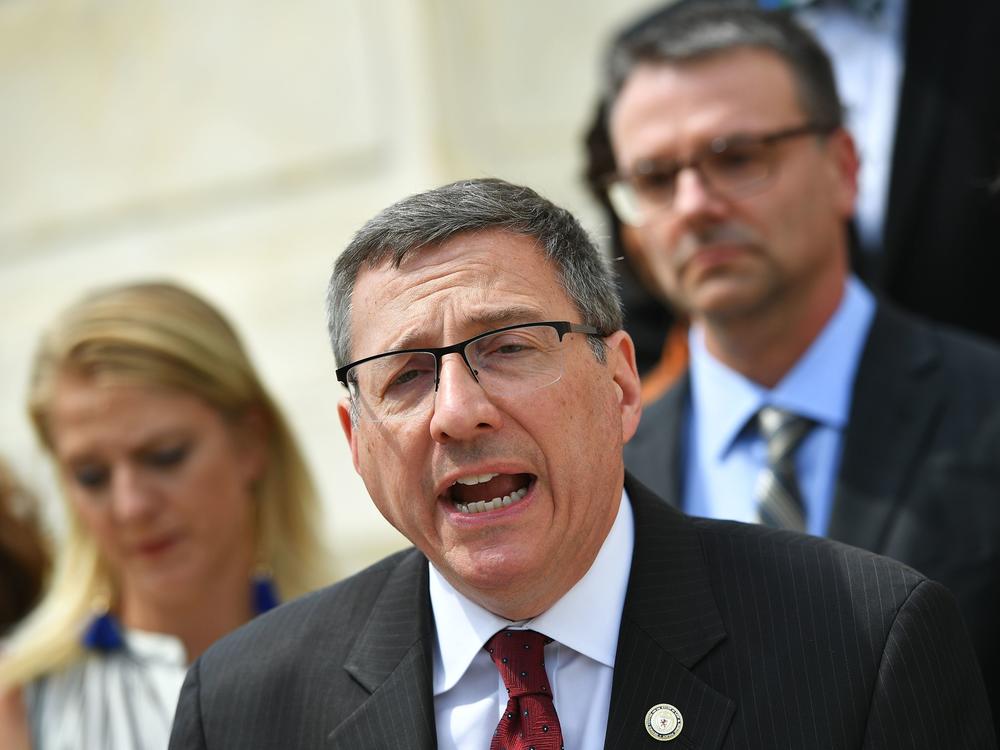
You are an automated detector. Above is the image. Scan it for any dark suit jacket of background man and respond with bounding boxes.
[168,476,995,749]
[625,301,1000,732]
[610,1,1000,343]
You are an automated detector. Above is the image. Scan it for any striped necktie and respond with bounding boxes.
[754,406,815,532]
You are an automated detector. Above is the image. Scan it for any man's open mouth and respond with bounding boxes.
[447,472,534,514]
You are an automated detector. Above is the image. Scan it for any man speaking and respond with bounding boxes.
[169,178,994,748]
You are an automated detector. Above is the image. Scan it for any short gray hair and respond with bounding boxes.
[326,178,623,368]
[606,3,843,130]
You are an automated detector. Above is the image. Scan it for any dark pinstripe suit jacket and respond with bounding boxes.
[169,475,994,748]
[625,302,1000,730]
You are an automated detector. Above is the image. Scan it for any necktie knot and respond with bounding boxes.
[757,406,814,463]
[485,629,551,699]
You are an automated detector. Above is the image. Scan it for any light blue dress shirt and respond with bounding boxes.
[683,277,875,536]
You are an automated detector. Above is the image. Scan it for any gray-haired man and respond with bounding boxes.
[170,178,994,748]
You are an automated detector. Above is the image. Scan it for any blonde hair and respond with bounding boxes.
[0,281,332,688]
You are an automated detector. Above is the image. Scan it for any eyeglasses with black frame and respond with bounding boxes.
[607,122,837,226]
[336,321,604,423]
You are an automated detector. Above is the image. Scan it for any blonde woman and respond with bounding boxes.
[0,282,332,749]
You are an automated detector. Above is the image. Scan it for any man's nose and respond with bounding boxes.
[671,166,726,218]
[428,354,503,444]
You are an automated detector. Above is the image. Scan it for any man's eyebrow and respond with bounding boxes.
[459,306,547,331]
[634,130,764,169]
[391,305,547,350]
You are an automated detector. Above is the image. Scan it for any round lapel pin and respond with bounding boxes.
[645,703,683,742]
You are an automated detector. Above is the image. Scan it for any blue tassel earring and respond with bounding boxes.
[251,566,280,614]
[81,596,125,652]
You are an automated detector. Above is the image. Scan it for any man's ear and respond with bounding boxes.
[604,330,643,444]
[828,127,860,219]
[337,397,362,474]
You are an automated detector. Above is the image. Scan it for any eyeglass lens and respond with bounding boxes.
[615,141,774,224]
[610,124,825,225]
[638,141,772,201]
[347,324,568,421]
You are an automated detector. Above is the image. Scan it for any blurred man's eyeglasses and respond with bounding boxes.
[336,321,604,423]
[607,122,836,226]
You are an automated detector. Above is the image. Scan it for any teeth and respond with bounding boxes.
[455,473,500,486]
[454,486,528,515]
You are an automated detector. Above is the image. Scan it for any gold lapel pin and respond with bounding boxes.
[644,703,683,742]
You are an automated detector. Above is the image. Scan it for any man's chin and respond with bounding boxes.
[685,276,769,319]
[441,545,539,594]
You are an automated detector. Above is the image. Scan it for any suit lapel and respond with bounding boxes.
[828,304,944,551]
[626,373,689,508]
[327,550,437,750]
[604,477,735,749]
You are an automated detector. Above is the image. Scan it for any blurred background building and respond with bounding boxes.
[0,0,663,577]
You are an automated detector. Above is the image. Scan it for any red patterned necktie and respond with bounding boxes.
[484,629,564,750]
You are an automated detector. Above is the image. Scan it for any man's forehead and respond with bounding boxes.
[348,231,575,353]
[353,230,549,294]
[611,50,806,168]
[615,48,801,123]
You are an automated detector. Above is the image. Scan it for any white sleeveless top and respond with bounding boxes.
[26,629,187,750]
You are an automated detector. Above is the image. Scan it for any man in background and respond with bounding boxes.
[607,4,1000,726]
[593,0,1000,345]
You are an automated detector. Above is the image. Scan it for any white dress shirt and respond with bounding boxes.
[430,490,634,750]
[26,628,187,750]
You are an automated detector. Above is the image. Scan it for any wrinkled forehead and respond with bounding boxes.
[348,231,575,357]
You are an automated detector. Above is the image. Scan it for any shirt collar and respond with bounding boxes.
[122,628,189,666]
[430,489,634,695]
[689,276,876,460]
